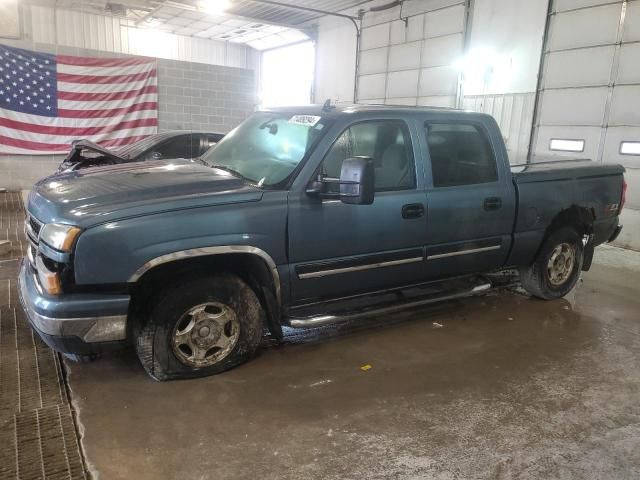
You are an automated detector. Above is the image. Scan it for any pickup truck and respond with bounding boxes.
[19,105,626,381]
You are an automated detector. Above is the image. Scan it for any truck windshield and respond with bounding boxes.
[200,112,330,187]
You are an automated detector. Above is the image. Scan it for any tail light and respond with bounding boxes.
[620,177,627,212]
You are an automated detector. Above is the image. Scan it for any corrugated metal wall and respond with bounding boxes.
[26,5,254,69]
[462,93,536,164]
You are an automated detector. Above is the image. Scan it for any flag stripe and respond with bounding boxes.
[57,70,156,85]
[57,85,158,102]
[58,78,157,93]
[0,133,155,153]
[57,61,156,76]
[0,116,157,136]
[0,107,157,127]
[58,101,158,119]
[57,55,154,67]
[2,126,158,146]
[59,93,158,110]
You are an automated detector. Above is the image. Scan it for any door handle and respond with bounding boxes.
[484,197,502,211]
[402,203,425,219]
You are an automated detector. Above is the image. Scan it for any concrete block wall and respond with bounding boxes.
[157,58,255,133]
[0,43,256,191]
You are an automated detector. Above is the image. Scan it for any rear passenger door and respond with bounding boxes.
[421,118,516,277]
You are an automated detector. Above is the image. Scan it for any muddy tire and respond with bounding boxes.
[135,273,264,381]
[519,227,584,300]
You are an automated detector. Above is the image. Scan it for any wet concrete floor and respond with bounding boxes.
[66,245,640,479]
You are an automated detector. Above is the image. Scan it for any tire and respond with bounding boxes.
[135,273,264,381]
[519,227,584,300]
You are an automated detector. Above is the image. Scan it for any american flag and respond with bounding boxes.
[0,44,158,154]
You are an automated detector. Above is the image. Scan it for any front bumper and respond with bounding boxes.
[18,259,130,355]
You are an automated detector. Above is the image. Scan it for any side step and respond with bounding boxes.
[284,281,492,329]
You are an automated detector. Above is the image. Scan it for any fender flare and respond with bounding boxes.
[128,246,281,306]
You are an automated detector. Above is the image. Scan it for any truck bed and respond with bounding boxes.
[511,158,625,183]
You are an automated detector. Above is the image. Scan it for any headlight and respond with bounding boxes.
[39,223,82,252]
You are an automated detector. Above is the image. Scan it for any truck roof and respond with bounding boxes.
[261,103,480,119]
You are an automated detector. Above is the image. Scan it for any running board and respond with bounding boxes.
[284,282,492,329]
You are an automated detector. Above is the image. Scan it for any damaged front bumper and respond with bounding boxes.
[18,259,130,355]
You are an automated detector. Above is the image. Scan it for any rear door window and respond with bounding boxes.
[425,123,498,187]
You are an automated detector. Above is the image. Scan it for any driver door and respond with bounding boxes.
[287,118,429,304]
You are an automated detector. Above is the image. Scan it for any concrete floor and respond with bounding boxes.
[65,245,640,480]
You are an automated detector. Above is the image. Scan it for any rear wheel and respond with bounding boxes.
[135,273,264,381]
[519,227,584,300]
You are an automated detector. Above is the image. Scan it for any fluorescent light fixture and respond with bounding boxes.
[549,139,585,152]
[620,141,640,156]
[198,0,231,15]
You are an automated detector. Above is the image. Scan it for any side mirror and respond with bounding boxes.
[340,157,374,205]
[151,151,162,160]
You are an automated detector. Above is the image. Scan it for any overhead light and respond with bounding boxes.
[620,141,640,156]
[198,0,231,15]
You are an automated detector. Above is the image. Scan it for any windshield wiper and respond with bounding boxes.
[210,164,254,183]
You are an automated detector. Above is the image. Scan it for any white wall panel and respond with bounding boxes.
[543,46,614,88]
[403,0,463,17]
[419,66,459,95]
[385,97,418,106]
[387,70,420,98]
[360,23,390,50]
[538,88,609,126]
[617,43,640,84]
[390,20,407,45]
[424,4,466,37]
[358,73,387,99]
[359,47,389,75]
[548,4,621,51]
[609,85,640,126]
[314,14,357,103]
[388,42,422,71]
[418,95,456,107]
[555,0,618,11]
[406,14,425,41]
[422,33,463,67]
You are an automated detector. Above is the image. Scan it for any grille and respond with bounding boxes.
[29,215,43,238]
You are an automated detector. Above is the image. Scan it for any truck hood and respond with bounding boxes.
[63,139,127,164]
[28,159,263,228]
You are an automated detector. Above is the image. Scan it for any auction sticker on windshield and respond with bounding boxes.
[288,115,321,127]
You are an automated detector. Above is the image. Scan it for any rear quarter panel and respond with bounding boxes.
[508,169,624,266]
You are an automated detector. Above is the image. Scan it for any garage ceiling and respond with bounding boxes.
[25,0,366,49]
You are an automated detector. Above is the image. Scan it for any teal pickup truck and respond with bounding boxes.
[19,105,626,380]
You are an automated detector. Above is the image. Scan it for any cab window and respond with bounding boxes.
[322,120,415,192]
[425,123,498,187]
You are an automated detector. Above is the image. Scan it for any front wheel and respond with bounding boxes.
[519,227,584,300]
[135,273,264,381]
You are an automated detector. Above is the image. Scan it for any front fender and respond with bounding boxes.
[73,193,288,286]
